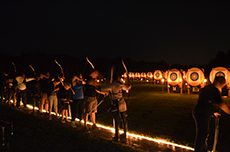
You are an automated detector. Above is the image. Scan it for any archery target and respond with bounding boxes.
[155,72,160,79]
[170,73,177,81]
[147,72,153,78]
[215,71,225,77]
[190,72,199,81]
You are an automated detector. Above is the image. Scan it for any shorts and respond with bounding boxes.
[41,92,48,105]
[85,96,97,113]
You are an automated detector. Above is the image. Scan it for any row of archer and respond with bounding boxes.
[0,58,132,141]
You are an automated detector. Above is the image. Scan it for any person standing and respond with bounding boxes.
[29,75,41,113]
[71,73,85,128]
[39,72,50,115]
[47,79,60,120]
[100,74,131,141]
[15,73,35,108]
[193,76,230,152]
[58,82,73,123]
[83,78,108,132]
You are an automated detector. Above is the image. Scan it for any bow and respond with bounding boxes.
[54,59,65,80]
[121,58,131,107]
[12,62,17,73]
[110,65,115,83]
[29,65,37,76]
[54,59,75,95]
[86,57,95,69]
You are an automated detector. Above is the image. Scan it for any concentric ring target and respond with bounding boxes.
[170,73,177,81]
[215,71,225,77]
[155,72,160,78]
[190,72,199,81]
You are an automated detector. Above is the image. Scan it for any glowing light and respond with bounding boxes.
[161,79,165,83]
[185,83,188,85]
[180,79,182,82]
[24,104,194,151]
[101,79,103,81]
[204,79,207,83]
[97,79,100,83]
[146,80,149,82]
[126,90,129,93]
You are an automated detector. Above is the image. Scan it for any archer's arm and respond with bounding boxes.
[219,102,230,115]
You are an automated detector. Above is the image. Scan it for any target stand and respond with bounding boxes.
[167,69,183,94]
[186,68,206,94]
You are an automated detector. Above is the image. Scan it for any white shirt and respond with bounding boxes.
[16,76,35,91]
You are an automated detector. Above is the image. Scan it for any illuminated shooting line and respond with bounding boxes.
[9,100,194,151]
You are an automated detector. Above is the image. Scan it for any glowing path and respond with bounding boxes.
[25,103,194,151]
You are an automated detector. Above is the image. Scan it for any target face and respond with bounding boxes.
[190,72,199,81]
[155,72,160,78]
[170,73,177,81]
[215,71,225,77]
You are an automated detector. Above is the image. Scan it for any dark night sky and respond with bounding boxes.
[1,0,230,66]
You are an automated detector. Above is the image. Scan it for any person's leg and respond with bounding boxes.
[61,110,65,119]
[79,99,85,121]
[84,113,88,126]
[44,93,49,112]
[16,91,21,108]
[113,117,120,141]
[71,100,77,122]
[49,96,53,117]
[193,114,210,152]
[53,95,58,116]
[120,112,128,138]
[21,90,27,107]
[40,92,45,113]
[91,112,96,125]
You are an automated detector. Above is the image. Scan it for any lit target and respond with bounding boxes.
[170,73,177,81]
[190,72,199,81]
[155,72,160,79]
[215,71,225,77]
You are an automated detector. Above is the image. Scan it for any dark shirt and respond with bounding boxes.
[58,86,73,101]
[28,80,41,98]
[47,83,58,97]
[84,84,97,97]
[193,84,222,118]
[40,78,49,93]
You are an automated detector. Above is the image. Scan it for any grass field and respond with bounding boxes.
[1,81,230,151]
[97,81,230,151]
[0,103,141,152]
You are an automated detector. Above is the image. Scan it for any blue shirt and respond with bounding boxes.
[73,82,84,100]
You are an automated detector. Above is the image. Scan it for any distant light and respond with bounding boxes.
[101,79,103,81]
[180,79,182,82]
[204,79,207,83]
[97,79,100,82]
[161,79,165,83]
[146,80,149,82]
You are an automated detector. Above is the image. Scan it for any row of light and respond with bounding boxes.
[22,102,194,151]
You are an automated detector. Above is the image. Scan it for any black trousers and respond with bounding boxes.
[111,100,128,138]
[115,112,128,138]
[193,111,211,152]
[17,90,27,108]
[71,99,84,121]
